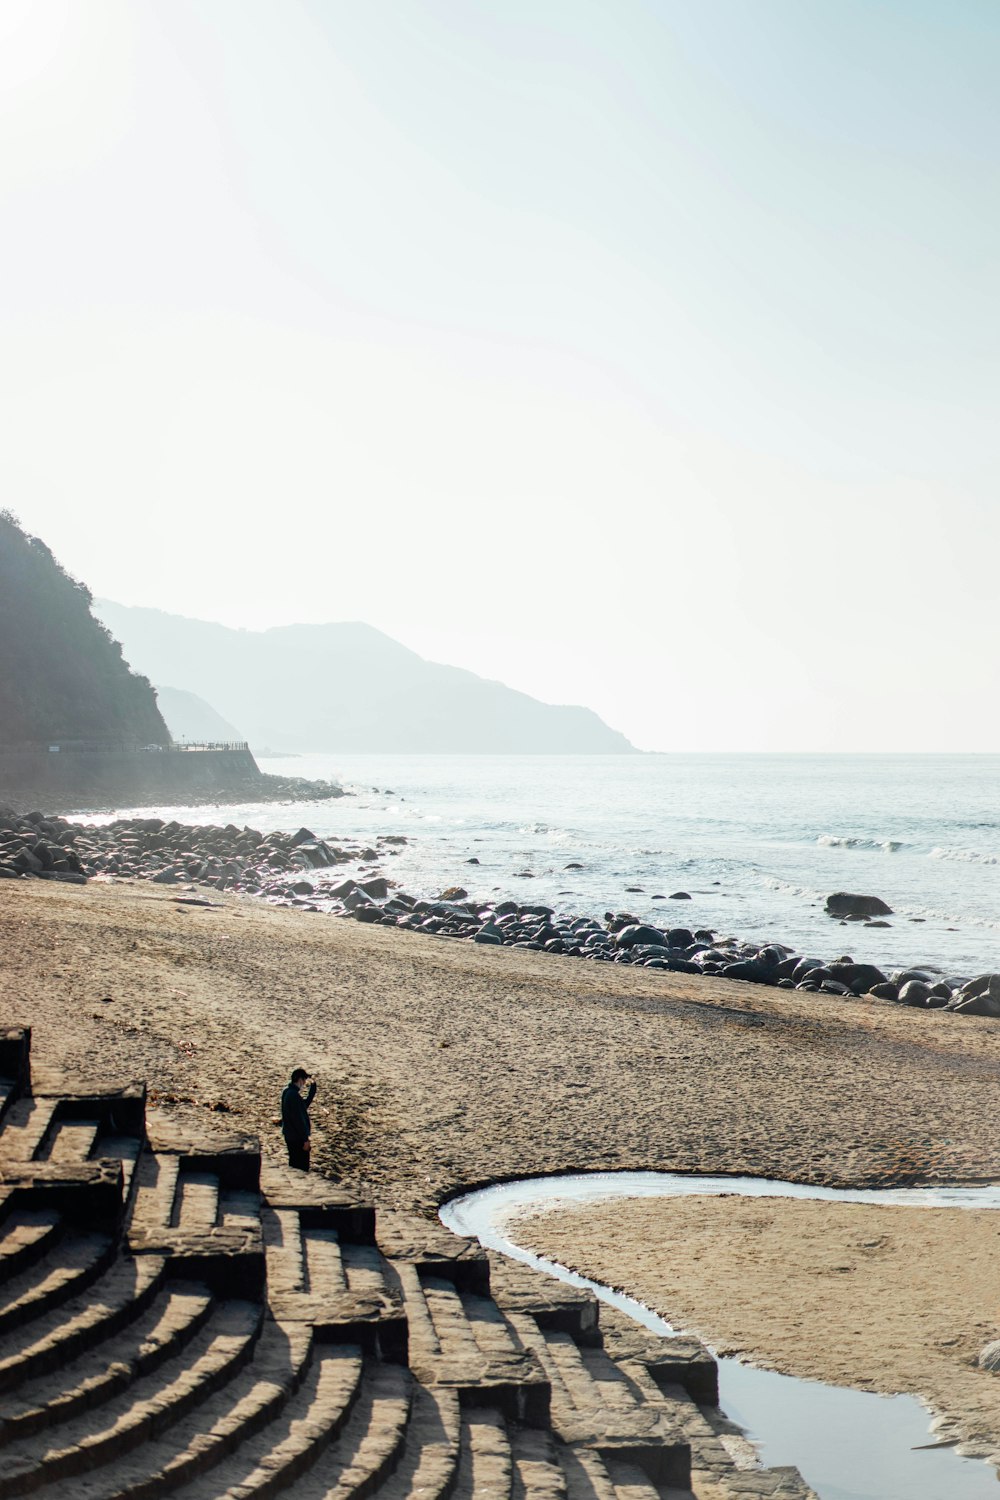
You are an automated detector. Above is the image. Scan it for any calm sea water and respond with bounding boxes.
[86,753,1000,976]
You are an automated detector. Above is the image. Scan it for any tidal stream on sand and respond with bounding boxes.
[441,1173,1000,1500]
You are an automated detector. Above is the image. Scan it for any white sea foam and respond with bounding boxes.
[929,846,999,865]
[758,873,827,903]
[817,834,906,853]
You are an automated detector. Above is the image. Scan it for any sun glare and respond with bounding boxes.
[0,0,134,180]
[0,0,77,95]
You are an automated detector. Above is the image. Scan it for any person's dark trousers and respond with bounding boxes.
[286,1139,310,1171]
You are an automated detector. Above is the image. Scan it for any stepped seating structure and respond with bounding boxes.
[0,1029,815,1499]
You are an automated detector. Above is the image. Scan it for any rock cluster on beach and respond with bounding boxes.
[248,771,346,803]
[4,810,1000,1021]
[0,809,375,891]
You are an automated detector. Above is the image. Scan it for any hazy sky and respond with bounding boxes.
[3,1,998,751]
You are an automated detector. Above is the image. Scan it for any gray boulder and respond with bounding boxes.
[825,892,893,918]
[948,992,1000,1018]
[828,961,888,995]
[792,957,827,984]
[614,924,666,949]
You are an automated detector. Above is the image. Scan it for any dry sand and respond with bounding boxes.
[3,877,1000,1452]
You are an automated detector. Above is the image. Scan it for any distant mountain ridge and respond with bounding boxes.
[153,686,243,744]
[96,603,636,754]
[0,515,169,748]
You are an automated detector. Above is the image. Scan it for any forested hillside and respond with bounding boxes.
[0,512,170,746]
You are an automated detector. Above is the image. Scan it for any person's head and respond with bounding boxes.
[290,1067,309,1086]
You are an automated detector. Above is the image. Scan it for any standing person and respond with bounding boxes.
[281,1068,317,1170]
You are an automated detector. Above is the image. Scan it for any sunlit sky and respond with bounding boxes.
[3,1,998,751]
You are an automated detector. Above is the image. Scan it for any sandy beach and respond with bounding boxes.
[4,876,1000,1456]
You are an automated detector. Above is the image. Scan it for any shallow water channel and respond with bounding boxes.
[440,1173,1000,1500]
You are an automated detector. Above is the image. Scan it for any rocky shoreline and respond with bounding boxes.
[3,807,999,1020]
[202,769,346,806]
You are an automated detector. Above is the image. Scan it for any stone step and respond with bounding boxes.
[510,1425,568,1500]
[0,1212,63,1286]
[218,1188,259,1231]
[128,1153,181,1239]
[268,1229,405,1365]
[515,1322,665,1429]
[0,1255,166,1393]
[172,1171,219,1232]
[511,1326,611,1424]
[579,1346,649,1416]
[490,1258,599,1346]
[422,1280,481,1366]
[451,1407,513,1500]
[260,1170,375,1248]
[0,1231,115,1336]
[610,1366,723,1494]
[461,1292,530,1363]
[164,1343,364,1499]
[341,1243,386,1300]
[0,1099,58,1163]
[559,1447,617,1500]
[288,1359,413,1499]
[96,1138,142,1203]
[375,1212,489,1297]
[598,1322,718,1411]
[596,1322,759,1497]
[40,1120,100,1165]
[510,1323,689,1492]
[0,1299,262,1497]
[307,1229,348,1296]
[605,1460,662,1500]
[370,1384,461,1500]
[40,1317,313,1500]
[392,1265,439,1359]
[398,1273,549,1427]
[142,1119,260,1195]
[0,1284,214,1444]
[262,1206,305,1297]
[726,1472,818,1499]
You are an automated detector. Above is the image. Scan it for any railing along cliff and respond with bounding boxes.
[0,740,250,754]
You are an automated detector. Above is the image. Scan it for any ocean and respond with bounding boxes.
[80,752,1000,978]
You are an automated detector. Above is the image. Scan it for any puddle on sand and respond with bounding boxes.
[441,1172,1000,1500]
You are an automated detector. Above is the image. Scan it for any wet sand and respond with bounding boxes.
[4,877,1000,1453]
[513,1193,1000,1458]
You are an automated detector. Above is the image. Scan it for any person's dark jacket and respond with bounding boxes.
[281,1080,316,1144]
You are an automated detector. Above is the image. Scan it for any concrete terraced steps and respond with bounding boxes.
[0,1027,817,1499]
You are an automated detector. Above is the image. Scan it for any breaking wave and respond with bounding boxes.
[817,834,907,853]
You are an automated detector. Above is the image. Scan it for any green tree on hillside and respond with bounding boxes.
[0,511,170,746]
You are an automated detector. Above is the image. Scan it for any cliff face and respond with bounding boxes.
[95,603,638,754]
[0,513,170,747]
